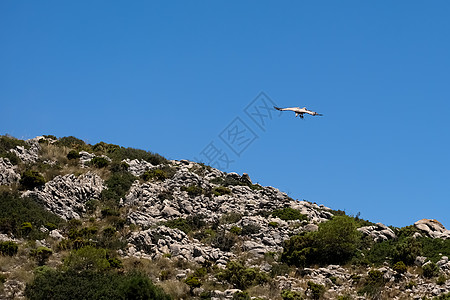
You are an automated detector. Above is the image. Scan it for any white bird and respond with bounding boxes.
[274,106,323,119]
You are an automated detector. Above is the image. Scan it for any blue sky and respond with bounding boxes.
[1,1,449,228]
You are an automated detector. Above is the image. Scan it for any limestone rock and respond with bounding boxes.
[23,172,104,220]
[0,158,20,186]
[414,219,450,239]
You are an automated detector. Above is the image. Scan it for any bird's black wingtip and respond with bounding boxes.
[273,106,281,111]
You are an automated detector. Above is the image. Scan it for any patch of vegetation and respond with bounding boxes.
[220,212,242,224]
[92,141,167,165]
[229,226,242,235]
[25,268,171,300]
[101,171,137,203]
[0,191,63,239]
[358,269,385,299]
[0,241,19,256]
[0,135,28,165]
[241,224,260,235]
[181,185,204,197]
[212,186,232,196]
[392,261,407,274]
[272,207,307,221]
[141,166,176,181]
[210,176,262,190]
[164,215,206,234]
[217,261,268,290]
[212,230,239,252]
[66,150,80,160]
[56,136,88,150]
[281,216,360,267]
[19,170,46,190]
[307,281,325,300]
[89,157,109,168]
[281,289,304,300]
[423,262,439,279]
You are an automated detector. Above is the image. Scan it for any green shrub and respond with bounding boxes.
[21,222,33,235]
[90,157,109,168]
[141,166,176,182]
[434,292,450,300]
[31,247,53,265]
[212,186,232,196]
[164,215,206,234]
[268,221,279,228]
[281,289,304,300]
[20,170,46,190]
[0,241,19,256]
[101,208,120,218]
[437,275,447,285]
[185,275,201,289]
[232,291,251,300]
[56,136,87,149]
[423,262,439,279]
[212,231,238,252]
[272,207,307,221]
[281,216,360,267]
[64,246,110,272]
[67,150,80,160]
[393,261,407,274]
[358,270,385,298]
[92,142,168,165]
[241,224,260,235]
[0,191,62,239]
[101,171,137,203]
[181,185,204,197]
[229,226,242,235]
[142,169,167,181]
[220,212,242,224]
[307,281,325,300]
[216,261,268,290]
[25,268,171,300]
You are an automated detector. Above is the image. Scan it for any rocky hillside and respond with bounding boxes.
[0,135,450,300]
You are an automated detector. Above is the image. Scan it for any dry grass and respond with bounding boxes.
[157,279,190,299]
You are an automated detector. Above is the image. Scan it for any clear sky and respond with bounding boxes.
[1,1,449,228]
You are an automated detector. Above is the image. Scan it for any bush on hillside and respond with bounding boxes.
[101,171,137,203]
[0,191,62,239]
[272,207,307,221]
[281,216,360,267]
[216,261,268,290]
[0,241,19,256]
[20,170,46,190]
[25,268,171,300]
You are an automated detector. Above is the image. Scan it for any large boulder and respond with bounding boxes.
[414,219,450,239]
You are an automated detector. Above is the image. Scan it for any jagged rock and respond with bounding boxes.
[415,256,427,267]
[357,223,396,242]
[415,219,450,239]
[79,151,95,166]
[9,139,40,164]
[0,158,20,186]
[127,226,233,262]
[122,159,154,176]
[23,172,104,220]
[49,229,64,241]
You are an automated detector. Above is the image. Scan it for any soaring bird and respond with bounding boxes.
[273,106,323,119]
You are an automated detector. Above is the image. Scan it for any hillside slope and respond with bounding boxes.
[0,135,449,300]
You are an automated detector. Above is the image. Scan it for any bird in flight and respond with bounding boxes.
[274,106,323,119]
